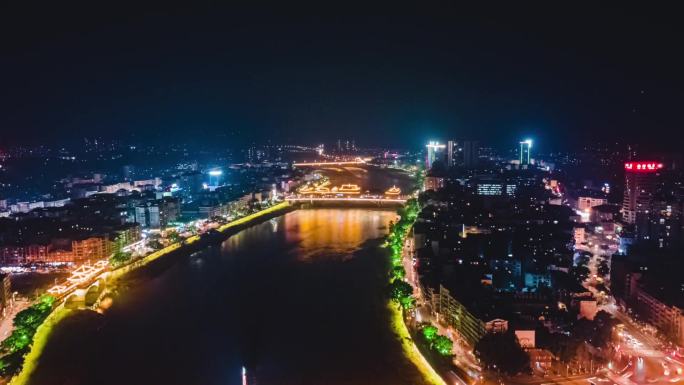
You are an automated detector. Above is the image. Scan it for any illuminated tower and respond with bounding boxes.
[208,169,223,187]
[425,141,446,169]
[519,139,532,165]
[447,140,456,167]
[622,161,662,224]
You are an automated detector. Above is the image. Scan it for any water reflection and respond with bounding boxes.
[285,209,391,261]
[28,209,425,385]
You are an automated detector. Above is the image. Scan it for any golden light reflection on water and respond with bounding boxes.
[285,209,396,261]
[315,165,413,193]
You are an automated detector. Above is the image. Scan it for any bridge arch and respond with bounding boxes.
[65,288,87,309]
[84,279,106,306]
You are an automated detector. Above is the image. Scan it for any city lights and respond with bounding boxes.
[425,141,446,169]
[624,162,664,172]
[3,5,683,385]
[519,139,533,165]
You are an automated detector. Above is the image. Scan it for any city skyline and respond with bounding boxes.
[1,4,683,385]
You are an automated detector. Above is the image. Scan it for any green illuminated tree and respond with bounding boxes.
[113,233,127,253]
[13,309,42,331]
[385,193,422,310]
[1,295,55,354]
[1,328,32,353]
[167,230,182,244]
[399,295,415,310]
[413,167,425,191]
[389,279,413,301]
[0,348,26,376]
[37,294,55,309]
[432,335,453,356]
[109,232,133,267]
[110,250,132,267]
[391,266,406,280]
[421,325,438,341]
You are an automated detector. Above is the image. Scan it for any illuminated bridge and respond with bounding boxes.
[289,183,407,206]
[292,160,366,167]
[46,260,111,308]
[285,195,407,206]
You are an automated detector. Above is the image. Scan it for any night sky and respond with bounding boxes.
[2,3,683,150]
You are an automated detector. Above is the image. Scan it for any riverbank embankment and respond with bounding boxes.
[6,201,294,385]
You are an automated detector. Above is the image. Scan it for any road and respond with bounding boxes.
[577,229,684,384]
[401,231,482,383]
[0,298,29,339]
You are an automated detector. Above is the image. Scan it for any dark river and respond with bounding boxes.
[28,209,426,385]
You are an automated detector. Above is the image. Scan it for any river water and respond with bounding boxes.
[28,209,426,385]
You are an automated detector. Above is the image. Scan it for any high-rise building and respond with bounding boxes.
[447,140,456,167]
[463,140,479,168]
[519,139,532,165]
[208,169,223,187]
[335,139,355,153]
[425,141,446,169]
[135,198,180,228]
[122,165,135,181]
[622,161,663,224]
[644,200,682,248]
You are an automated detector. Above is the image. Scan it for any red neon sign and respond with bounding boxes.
[624,162,663,172]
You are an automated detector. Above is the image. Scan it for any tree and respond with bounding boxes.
[570,264,590,283]
[110,250,132,267]
[13,308,43,331]
[591,310,617,348]
[556,335,581,363]
[12,295,53,331]
[391,266,406,281]
[597,260,610,277]
[421,325,438,341]
[571,310,617,349]
[167,230,182,244]
[112,233,127,253]
[572,317,596,342]
[413,167,425,191]
[475,332,530,375]
[389,280,413,301]
[398,295,415,310]
[1,295,55,354]
[577,253,591,265]
[1,328,32,353]
[388,280,414,309]
[148,239,163,250]
[432,335,453,356]
[0,349,24,376]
